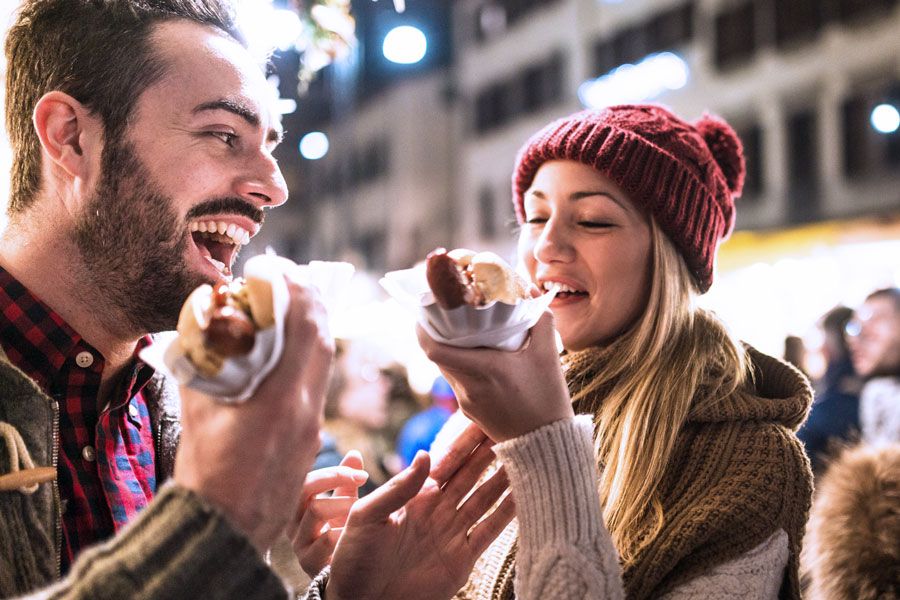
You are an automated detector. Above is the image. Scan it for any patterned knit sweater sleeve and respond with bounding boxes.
[22,483,289,600]
[494,416,789,600]
[494,415,624,600]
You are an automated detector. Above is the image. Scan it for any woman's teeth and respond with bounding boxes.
[543,282,581,293]
[190,220,251,245]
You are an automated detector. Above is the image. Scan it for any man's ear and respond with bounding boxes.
[32,91,103,181]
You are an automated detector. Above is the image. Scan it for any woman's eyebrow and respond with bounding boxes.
[568,190,628,211]
[527,188,628,211]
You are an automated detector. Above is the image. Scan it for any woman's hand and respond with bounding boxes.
[417,311,574,442]
[325,425,513,600]
[288,451,369,577]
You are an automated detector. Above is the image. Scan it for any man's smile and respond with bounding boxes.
[189,216,260,276]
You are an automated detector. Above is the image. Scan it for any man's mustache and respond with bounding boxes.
[185,197,265,224]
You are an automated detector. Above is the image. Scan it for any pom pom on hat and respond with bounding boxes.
[695,113,745,196]
[511,104,747,293]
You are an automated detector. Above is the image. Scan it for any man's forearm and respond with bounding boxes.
[23,484,288,600]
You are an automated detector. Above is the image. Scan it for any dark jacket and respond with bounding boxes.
[798,357,861,474]
[0,351,287,599]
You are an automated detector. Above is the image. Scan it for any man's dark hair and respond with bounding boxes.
[865,287,900,312]
[4,0,245,214]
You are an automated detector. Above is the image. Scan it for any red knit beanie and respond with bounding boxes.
[512,104,745,293]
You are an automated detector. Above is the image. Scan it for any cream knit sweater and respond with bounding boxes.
[485,415,788,600]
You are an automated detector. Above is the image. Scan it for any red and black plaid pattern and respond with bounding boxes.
[0,267,156,572]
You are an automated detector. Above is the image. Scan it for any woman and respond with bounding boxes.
[418,104,813,599]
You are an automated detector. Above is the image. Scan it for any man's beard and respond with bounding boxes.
[72,140,206,335]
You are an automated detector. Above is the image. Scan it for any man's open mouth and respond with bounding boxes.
[190,219,253,277]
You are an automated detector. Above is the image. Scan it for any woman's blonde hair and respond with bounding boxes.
[570,220,748,563]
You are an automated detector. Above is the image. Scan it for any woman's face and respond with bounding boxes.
[517,160,653,351]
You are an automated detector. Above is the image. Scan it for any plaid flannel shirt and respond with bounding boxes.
[0,266,156,572]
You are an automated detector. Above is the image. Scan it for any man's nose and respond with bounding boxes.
[235,152,288,208]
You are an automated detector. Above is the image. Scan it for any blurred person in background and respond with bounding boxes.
[418,105,813,599]
[396,375,458,468]
[847,287,900,446]
[380,362,422,473]
[318,339,394,495]
[798,306,862,475]
[783,335,810,380]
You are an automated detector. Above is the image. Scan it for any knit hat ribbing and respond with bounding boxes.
[512,104,745,293]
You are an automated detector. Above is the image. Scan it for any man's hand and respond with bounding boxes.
[289,451,368,577]
[326,423,514,600]
[174,277,334,552]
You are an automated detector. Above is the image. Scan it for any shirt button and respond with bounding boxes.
[75,351,94,368]
[128,403,139,419]
[82,445,96,462]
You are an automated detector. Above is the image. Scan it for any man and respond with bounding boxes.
[0,0,334,596]
[0,2,510,598]
[847,287,900,446]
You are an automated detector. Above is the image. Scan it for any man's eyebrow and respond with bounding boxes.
[194,99,260,127]
[269,128,285,145]
[194,98,284,144]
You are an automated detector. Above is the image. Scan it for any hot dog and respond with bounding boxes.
[175,275,276,377]
[425,247,527,309]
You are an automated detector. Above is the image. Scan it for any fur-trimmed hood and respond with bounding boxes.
[803,443,900,599]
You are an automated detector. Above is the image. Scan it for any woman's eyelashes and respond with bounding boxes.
[578,220,615,229]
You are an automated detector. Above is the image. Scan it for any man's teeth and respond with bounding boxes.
[189,220,251,245]
[205,256,226,272]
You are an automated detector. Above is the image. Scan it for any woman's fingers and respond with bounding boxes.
[297,496,356,543]
[334,450,365,498]
[303,466,369,497]
[298,526,343,577]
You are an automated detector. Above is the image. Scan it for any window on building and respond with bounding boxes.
[593,38,617,76]
[475,82,508,133]
[474,0,562,44]
[736,123,764,200]
[357,230,387,271]
[522,52,564,112]
[479,186,497,238]
[842,94,869,179]
[611,24,647,67]
[832,0,898,24]
[714,1,756,70]
[474,51,565,136]
[593,2,693,76]
[647,2,694,54]
[786,106,821,223]
[774,0,824,48]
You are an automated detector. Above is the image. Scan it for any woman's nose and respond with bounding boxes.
[533,218,574,264]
